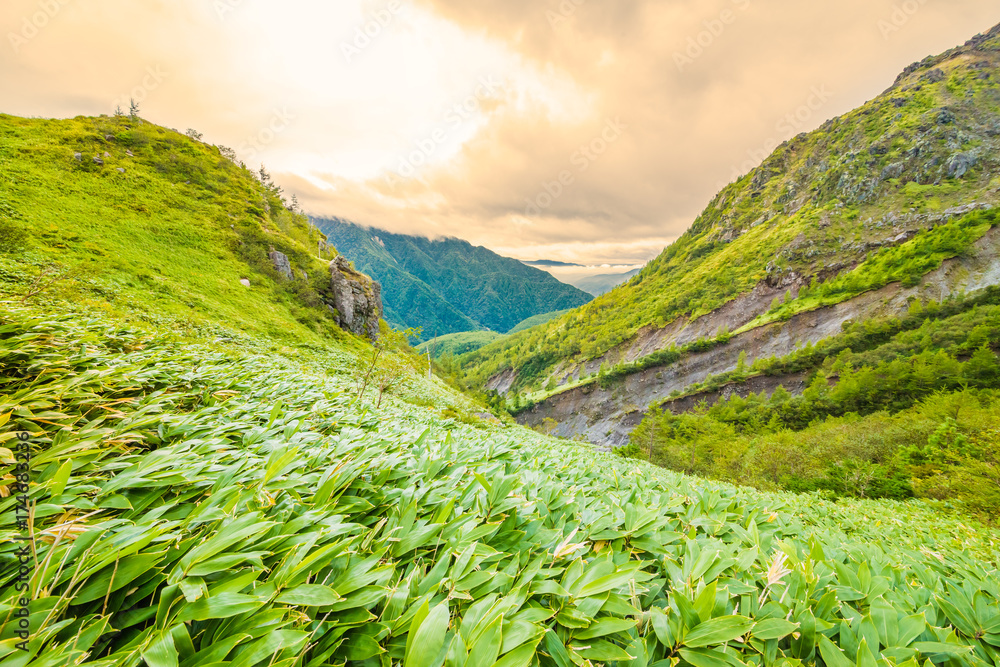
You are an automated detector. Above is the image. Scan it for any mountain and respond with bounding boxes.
[417,330,505,359]
[314,218,593,339]
[574,267,643,296]
[463,23,1000,458]
[3,107,1000,667]
[0,113,386,348]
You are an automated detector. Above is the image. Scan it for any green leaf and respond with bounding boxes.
[751,618,799,641]
[176,593,265,622]
[912,642,973,657]
[50,459,72,497]
[677,647,733,667]
[683,616,753,648]
[857,637,878,667]
[573,639,634,662]
[342,634,384,661]
[274,584,343,606]
[405,601,450,667]
[819,635,855,667]
[467,614,503,667]
[575,617,636,640]
[142,632,179,667]
[651,609,675,648]
[493,637,542,667]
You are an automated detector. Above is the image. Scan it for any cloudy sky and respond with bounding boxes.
[2,0,997,265]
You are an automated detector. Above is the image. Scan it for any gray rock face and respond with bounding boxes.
[329,256,383,341]
[268,249,293,280]
[947,153,976,178]
[881,162,905,180]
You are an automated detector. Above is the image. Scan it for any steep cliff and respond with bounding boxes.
[327,255,384,341]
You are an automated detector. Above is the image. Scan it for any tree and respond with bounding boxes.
[374,355,409,409]
[965,345,1000,386]
[186,128,204,141]
[736,350,748,374]
[114,105,124,117]
[129,98,141,120]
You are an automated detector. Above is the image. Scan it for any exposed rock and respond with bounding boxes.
[268,247,293,280]
[105,134,114,141]
[126,150,134,157]
[240,278,251,288]
[103,152,111,158]
[92,157,104,166]
[74,152,82,161]
[514,226,1000,447]
[329,256,383,341]
[881,162,905,180]
[946,153,975,178]
[937,108,955,125]
[923,68,945,83]
[116,168,125,174]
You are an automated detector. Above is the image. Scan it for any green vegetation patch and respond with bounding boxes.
[2,307,1000,667]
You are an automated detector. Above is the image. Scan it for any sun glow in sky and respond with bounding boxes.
[2,0,997,265]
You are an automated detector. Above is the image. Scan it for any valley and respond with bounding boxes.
[2,13,1000,667]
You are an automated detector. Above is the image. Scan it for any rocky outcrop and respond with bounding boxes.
[328,256,383,341]
[269,248,294,280]
[517,225,1000,447]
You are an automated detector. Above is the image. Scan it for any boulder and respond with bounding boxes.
[268,248,293,280]
[93,157,104,166]
[329,256,383,341]
[74,152,82,161]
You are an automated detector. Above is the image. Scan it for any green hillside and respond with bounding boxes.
[507,310,572,335]
[461,24,1000,394]
[3,307,1000,667]
[0,113,366,352]
[615,285,1000,519]
[315,219,593,340]
[3,55,1000,667]
[418,330,505,359]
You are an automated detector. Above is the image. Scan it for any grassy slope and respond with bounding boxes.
[2,307,999,667]
[0,106,999,667]
[462,24,1000,393]
[0,114,360,353]
[418,330,506,359]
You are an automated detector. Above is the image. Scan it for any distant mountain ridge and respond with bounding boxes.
[313,218,593,340]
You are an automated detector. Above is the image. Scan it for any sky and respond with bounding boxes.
[2,0,998,266]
